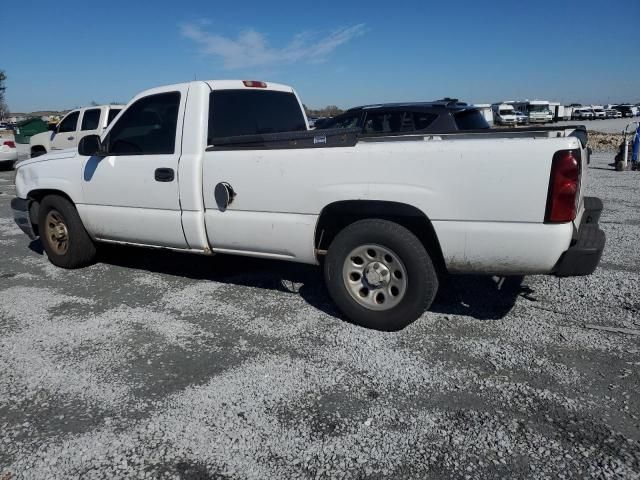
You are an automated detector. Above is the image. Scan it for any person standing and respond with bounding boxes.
[632,125,639,170]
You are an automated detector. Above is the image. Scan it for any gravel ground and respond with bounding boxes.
[554,117,639,134]
[0,152,639,479]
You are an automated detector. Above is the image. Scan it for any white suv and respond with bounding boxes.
[29,105,123,157]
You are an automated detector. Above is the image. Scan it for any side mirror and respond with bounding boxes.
[78,134,106,157]
[48,123,57,132]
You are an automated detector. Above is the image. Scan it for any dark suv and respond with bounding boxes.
[613,105,634,118]
[314,99,490,135]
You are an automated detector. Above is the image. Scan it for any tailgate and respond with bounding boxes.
[570,127,589,226]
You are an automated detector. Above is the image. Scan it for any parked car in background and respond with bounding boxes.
[514,110,528,125]
[612,105,634,117]
[29,104,124,158]
[605,109,622,119]
[492,103,518,126]
[11,79,604,331]
[0,135,18,169]
[572,108,594,120]
[591,106,607,120]
[511,100,553,124]
[314,100,490,135]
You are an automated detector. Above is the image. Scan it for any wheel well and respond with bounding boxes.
[30,145,46,153]
[315,200,447,274]
[26,190,75,236]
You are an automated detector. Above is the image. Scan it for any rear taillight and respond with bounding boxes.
[545,149,581,223]
[242,80,267,88]
[3,140,16,148]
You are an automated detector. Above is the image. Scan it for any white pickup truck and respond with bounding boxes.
[11,80,605,330]
[29,104,123,158]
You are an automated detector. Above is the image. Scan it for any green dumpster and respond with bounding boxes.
[13,117,48,144]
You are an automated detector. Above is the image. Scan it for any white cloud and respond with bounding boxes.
[180,22,366,70]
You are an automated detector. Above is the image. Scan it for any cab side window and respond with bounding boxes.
[81,109,101,131]
[106,92,180,155]
[413,112,437,130]
[107,109,121,126]
[58,111,80,133]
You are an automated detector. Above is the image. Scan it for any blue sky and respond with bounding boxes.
[2,0,639,112]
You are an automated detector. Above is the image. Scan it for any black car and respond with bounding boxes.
[613,105,634,118]
[314,99,490,135]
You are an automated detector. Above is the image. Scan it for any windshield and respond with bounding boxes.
[529,104,549,113]
[499,109,514,116]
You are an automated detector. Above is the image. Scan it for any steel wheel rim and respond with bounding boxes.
[44,210,69,255]
[342,243,408,311]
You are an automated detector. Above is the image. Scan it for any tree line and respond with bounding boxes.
[303,104,344,118]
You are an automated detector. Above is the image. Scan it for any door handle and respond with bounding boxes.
[67,136,74,141]
[154,168,175,182]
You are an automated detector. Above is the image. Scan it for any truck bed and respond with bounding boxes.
[208,125,588,151]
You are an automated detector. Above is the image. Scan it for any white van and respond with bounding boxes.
[492,103,518,126]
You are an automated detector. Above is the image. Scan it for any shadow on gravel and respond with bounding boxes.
[431,275,527,320]
[28,238,44,254]
[94,245,525,324]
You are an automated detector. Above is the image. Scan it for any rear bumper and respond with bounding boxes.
[553,196,605,277]
[11,197,37,240]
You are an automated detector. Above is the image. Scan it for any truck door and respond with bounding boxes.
[79,86,189,248]
[51,110,80,150]
[201,87,318,263]
[77,108,102,146]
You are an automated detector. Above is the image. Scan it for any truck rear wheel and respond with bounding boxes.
[324,219,438,331]
[38,195,96,269]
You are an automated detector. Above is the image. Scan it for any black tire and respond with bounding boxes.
[324,219,439,331]
[31,147,46,158]
[38,195,96,269]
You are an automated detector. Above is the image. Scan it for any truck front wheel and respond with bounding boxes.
[38,195,96,269]
[324,219,439,331]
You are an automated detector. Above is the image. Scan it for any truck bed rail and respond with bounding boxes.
[207,125,588,151]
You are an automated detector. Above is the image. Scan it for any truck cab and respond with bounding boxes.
[29,105,124,158]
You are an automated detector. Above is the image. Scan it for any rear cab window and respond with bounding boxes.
[208,89,307,142]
